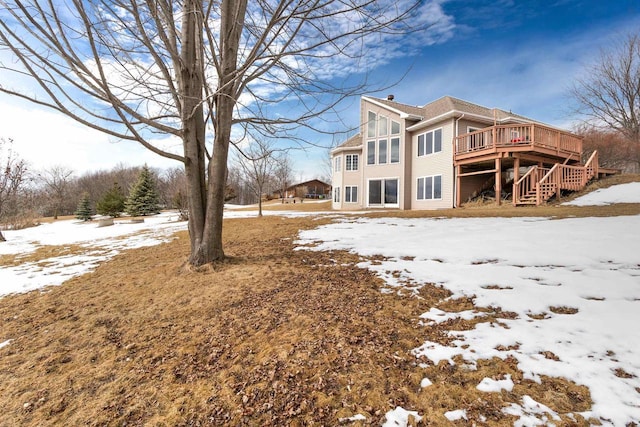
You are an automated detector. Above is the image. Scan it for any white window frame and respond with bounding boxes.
[367,111,377,138]
[378,139,387,164]
[344,185,358,203]
[367,177,399,208]
[416,175,442,200]
[333,187,340,203]
[367,140,376,165]
[417,128,443,157]
[345,154,359,171]
[334,155,342,172]
[390,137,400,164]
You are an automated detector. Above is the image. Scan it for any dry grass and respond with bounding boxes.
[1,175,638,425]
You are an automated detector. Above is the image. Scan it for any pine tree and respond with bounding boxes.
[126,165,160,216]
[75,192,92,221]
[96,182,126,217]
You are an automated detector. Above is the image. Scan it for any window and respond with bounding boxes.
[378,139,387,164]
[368,178,399,206]
[367,140,376,165]
[417,128,443,156]
[417,175,442,200]
[391,120,400,135]
[367,111,376,138]
[390,138,400,163]
[333,187,340,203]
[346,154,359,171]
[345,186,358,203]
[334,155,341,172]
[378,116,388,136]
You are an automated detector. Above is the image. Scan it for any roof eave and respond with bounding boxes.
[406,110,531,132]
[331,144,363,155]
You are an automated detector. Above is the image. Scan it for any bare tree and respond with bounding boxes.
[39,165,74,219]
[574,124,639,173]
[236,140,277,217]
[0,138,28,241]
[273,152,294,203]
[0,0,431,265]
[571,31,640,168]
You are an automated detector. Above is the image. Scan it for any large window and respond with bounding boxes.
[368,178,399,206]
[417,175,442,200]
[366,112,401,166]
[367,111,376,138]
[334,155,341,172]
[378,139,387,164]
[345,186,358,203]
[418,128,443,156]
[367,141,376,165]
[390,138,400,163]
[346,154,359,171]
[333,187,340,203]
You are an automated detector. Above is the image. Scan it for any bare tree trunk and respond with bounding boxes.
[187,0,248,266]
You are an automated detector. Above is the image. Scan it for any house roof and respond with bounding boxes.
[331,95,544,152]
[287,179,330,190]
[363,96,425,119]
[332,133,362,153]
[365,95,537,131]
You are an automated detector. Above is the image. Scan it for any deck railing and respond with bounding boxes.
[455,124,582,157]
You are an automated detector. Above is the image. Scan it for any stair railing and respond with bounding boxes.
[584,150,599,180]
[538,164,560,203]
[513,166,538,205]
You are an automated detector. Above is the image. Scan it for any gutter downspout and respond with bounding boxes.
[454,114,465,208]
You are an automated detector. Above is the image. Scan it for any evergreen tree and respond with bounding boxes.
[126,165,160,216]
[96,182,126,217]
[75,192,92,221]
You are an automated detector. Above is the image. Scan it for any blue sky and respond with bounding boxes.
[1,0,638,182]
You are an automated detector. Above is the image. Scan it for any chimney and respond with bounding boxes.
[387,94,394,101]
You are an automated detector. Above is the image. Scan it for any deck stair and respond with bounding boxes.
[513,151,599,206]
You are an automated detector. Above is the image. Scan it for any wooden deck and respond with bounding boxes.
[454,123,582,164]
[453,124,606,206]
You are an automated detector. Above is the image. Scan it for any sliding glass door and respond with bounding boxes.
[368,178,399,207]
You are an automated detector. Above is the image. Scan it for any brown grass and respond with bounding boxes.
[2,174,638,426]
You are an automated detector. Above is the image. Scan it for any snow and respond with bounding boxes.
[0,212,188,296]
[296,183,640,425]
[382,407,422,427]
[563,182,640,206]
[444,409,467,421]
[476,374,514,392]
[1,183,639,425]
[0,209,335,297]
[503,395,561,426]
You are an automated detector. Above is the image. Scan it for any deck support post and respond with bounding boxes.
[513,157,520,206]
[495,158,502,206]
[455,165,461,207]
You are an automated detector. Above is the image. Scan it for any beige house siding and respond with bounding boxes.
[411,119,455,209]
[341,149,364,209]
[331,154,344,210]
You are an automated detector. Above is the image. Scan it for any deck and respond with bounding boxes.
[453,124,603,206]
[454,124,582,165]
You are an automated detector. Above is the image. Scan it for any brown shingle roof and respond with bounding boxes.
[334,133,362,150]
[366,97,425,118]
[369,95,535,123]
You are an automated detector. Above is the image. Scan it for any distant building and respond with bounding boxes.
[274,179,331,199]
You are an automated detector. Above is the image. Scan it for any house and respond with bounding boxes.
[274,179,331,199]
[331,95,608,210]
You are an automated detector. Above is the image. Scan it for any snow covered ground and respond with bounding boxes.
[1,184,639,425]
[296,185,640,425]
